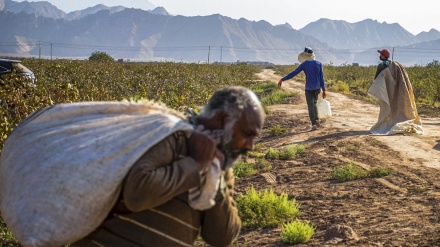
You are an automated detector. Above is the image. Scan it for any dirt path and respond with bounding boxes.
[233,69,440,246]
[256,69,440,169]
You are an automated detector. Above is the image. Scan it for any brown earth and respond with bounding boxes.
[233,69,440,247]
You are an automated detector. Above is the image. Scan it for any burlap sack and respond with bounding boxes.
[0,101,193,247]
[367,61,423,135]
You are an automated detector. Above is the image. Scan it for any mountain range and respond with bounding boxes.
[1,0,440,66]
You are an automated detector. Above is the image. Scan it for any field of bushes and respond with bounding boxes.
[2,59,439,149]
[1,58,439,246]
[0,59,262,149]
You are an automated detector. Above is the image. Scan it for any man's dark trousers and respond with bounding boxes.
[305,89,321,125]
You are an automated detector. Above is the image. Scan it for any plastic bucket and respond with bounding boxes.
[317,99,332,119]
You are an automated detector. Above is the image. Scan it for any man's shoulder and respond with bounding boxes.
[308,60,323,69]
[378,60,390,67]
[305,60,323,68]
[307,60,322,65]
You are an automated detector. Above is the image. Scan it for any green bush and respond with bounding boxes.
[268,125,286,136]
[265,147,280,159]
[88,51,114,62]
[233,160,258,178]
[233,158,273,178]
[255,158,272,172]
[246,151,265,158]
[237,187,300,230]
[280,220,315,244]
[265,145,305,160]
[0,60,260,148]
[280,144,305,160]
[253,143,264,152]
[330,80,350,94]
[369,167,393,178]
[331,163,393,182]
[331,163,368,182]
[260,90,297,105]
[250,81,278,94]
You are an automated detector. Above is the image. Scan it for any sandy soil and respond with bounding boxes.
[233,69,440,246]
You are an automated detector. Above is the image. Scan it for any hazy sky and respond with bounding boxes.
[15,0,440,35]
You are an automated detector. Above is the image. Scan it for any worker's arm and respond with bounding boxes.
[200,169,242,247]
[122,131,215,212]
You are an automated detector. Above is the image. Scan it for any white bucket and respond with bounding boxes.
[317,99,332,119]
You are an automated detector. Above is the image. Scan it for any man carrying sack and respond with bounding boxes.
[0,86,265,247]
[368,49,423,135]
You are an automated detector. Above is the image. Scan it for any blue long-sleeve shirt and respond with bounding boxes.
[281,60,326,91]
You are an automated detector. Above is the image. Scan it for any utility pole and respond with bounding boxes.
[220,46,222,63]
[39,41,42,59]
[51,43,53,60]
[207,46,211,64]
[392,47,395,61]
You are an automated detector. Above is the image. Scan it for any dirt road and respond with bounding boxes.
[257,69,439,169]
[234,69,440,246]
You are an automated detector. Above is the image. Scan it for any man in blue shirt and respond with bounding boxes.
[278,47,327,131]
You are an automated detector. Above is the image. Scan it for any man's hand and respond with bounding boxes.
[322,90,327,99]
[187,127,221,170]
[278,79,283,88]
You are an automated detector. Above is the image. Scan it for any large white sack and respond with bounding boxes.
[0,101,193,247]
[367,61,423,135]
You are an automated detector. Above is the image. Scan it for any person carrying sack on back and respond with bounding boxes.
[375,49,391,79]
[368,49,423,135]
[278,47,327,131]
[0,87,265,247]
[69,86,265,247]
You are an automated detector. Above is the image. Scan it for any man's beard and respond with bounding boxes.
[217,130,247,171]
[219,142,248,170]
[214,126,248,170]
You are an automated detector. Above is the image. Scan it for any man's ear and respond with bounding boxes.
[213,110,229,129]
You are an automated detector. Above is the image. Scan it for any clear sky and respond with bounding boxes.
[15,0,440,35]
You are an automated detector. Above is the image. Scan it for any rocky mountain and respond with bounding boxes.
[1,0,66,19]
[0,8,347,64]
[65,5,168,21]
[416,29,440,43]
[66,4,127,21]
[1,0,439,65]
[299,18,420,50]
[0,0,165,20]
[149,6,169,16]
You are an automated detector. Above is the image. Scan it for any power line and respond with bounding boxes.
[2,42,440,61]
[3,41,440,54]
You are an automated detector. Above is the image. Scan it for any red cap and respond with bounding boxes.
[377,49,390,59]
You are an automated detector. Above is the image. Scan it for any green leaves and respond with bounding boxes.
[88,51,114,62]
[281,220,315,244]
[237,187,300,230]
[0,60,260,148]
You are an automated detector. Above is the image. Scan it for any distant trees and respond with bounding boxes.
[89,51,114,62]
[426,59,440,67]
